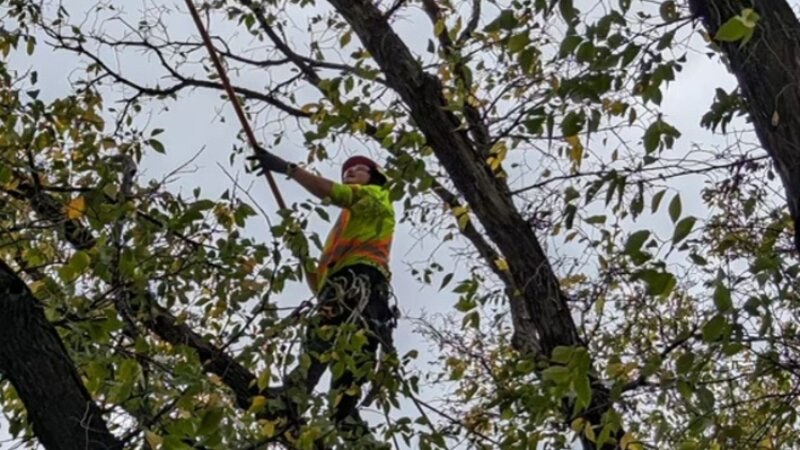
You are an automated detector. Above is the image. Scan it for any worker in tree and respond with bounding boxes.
[248,149,397,438]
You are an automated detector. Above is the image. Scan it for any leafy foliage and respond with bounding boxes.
[0,0,798,450]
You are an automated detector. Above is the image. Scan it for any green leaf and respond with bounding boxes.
[585,215,606,224]
[643,124,660,154]
[638,269,676,296]
[198,408,224,435]
[675,352,694,374]
[671,216,696,244]
[147,138,166,153]
[713,283,732,312]
[542,366,570,383]
[715,16,748,42]
[702,314,727,342]
[508,33,530,53]
[454,296,476,312]
[439,273,454,291]
[651,189,666,213]
[659,1,678,21]
[68,250,91,275]
[559,0,577,21]
[561,111,585,136]
[696,386,716,411]
[620,44,640,67]
[722,342,745,356]
[625,230,650,255]
[576,42,595,63]
[574,375,592,407]
[668,194,682,223]
[559,35,582,57]
[163,436,193,450]
[339,31,351,47]
[484,9,517,32]
[117,359,139,383]
[551,346,574,364]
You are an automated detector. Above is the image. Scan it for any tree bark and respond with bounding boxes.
[136,291,278,409]
[324,1,622,448]
[689,0,800,252]
[0,260,121,450]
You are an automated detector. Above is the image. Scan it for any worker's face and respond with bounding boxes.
[342,164,372,185]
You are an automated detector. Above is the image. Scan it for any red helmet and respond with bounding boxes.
[341,155,388,186]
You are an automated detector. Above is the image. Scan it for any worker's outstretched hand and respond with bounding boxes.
[247,147,293,175]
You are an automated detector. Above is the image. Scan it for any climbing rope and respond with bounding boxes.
[183,0,287,210]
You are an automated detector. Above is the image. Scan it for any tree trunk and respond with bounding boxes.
[689,0,800,252]
[0,260,121,450]
[324,1,622,448]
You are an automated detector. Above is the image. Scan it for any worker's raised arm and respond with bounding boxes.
[247,148,334,200]
[247,149,388,209]
[287,166,334,200]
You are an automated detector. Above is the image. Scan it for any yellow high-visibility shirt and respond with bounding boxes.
[311,183,395,293]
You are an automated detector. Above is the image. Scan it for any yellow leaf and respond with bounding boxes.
[606,101,627,116]
[452,205,471,230]
[241,258,257,273]
[248,395,268,414]
[67,196,86,219]
[550,74,560,91]
[101,137,116,149]
[300,103,318,113]
[3,178,19,190]
[261,420,277,437]
[571,418,586,432]
[345,385,361,396]
[30,280,45,294]
[566,135,583,169]
[620,432,644,450]
[144,431,163,448]
[486,140,509,172]
[257,370,270,392]
[583,421,596,442]
[466,94,482,108]
[494,257,509,271]
[458,213,470,231]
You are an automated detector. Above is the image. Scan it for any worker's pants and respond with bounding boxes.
[284,264,394,433]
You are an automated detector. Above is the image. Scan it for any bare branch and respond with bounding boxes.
[43,30,310,118]
[457,0,482,45]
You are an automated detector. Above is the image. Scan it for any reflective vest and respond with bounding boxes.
[310,183,395,293]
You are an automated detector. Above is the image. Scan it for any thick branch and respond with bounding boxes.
[689,0,800,252]
[238,2,510,287]
[0,259,122,450]
[420,0,491,155]
[323,0,623,447]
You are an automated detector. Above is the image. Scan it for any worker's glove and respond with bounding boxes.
[247,147,294,175]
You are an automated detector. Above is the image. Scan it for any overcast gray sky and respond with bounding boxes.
[0,0,744,448]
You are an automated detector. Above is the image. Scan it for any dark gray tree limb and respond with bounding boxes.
[0,259,122,450]
[322,0,622,448]
[689,0,800,252]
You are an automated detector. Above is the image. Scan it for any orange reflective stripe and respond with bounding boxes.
[318,237,392,270]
